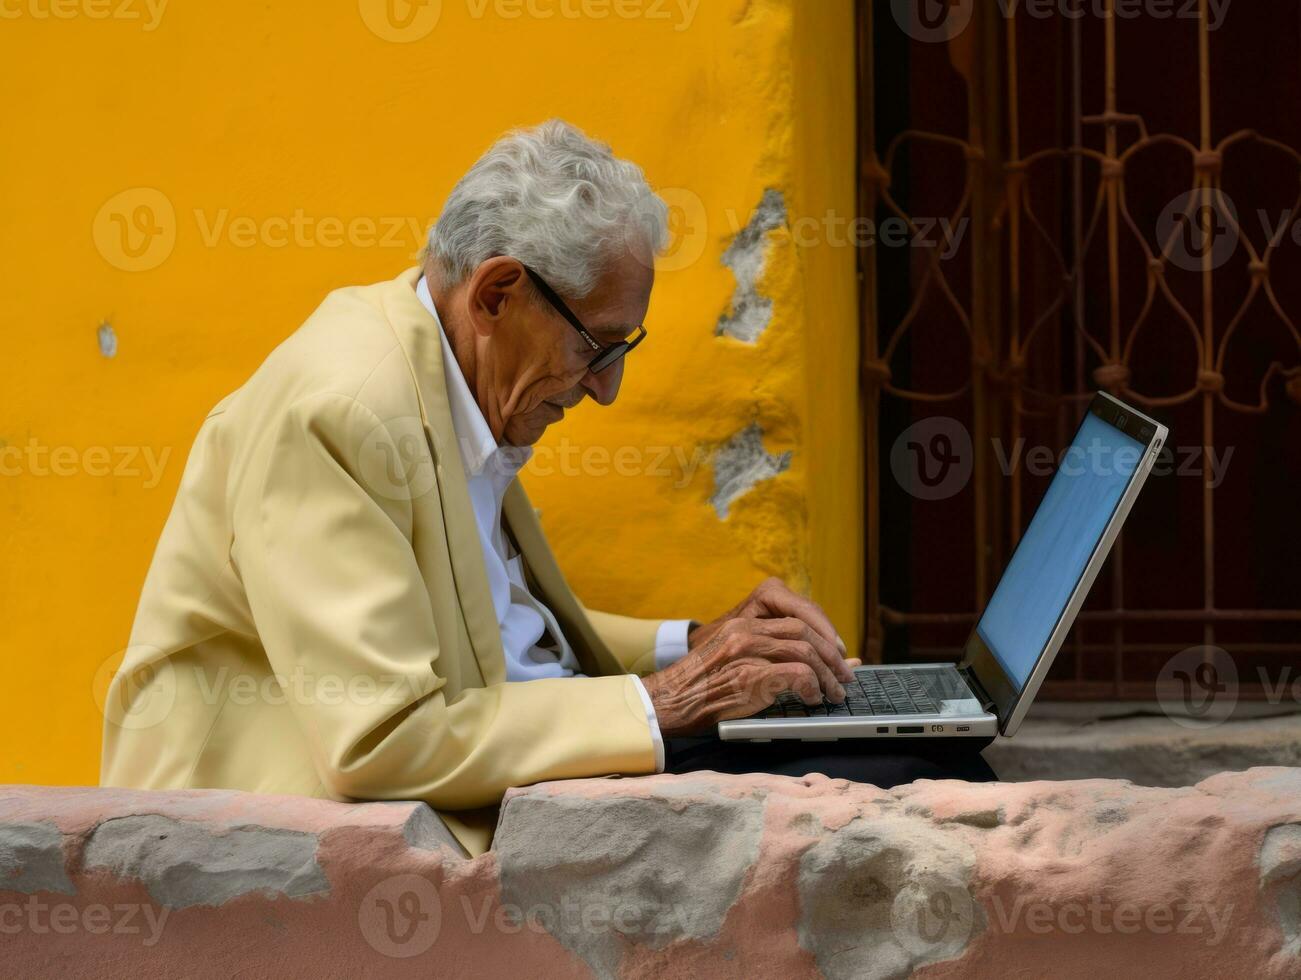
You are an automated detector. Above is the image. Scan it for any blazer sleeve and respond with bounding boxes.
[582,608,667,677]
[233,392,657,809]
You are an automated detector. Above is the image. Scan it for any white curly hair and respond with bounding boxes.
[426,120,668,299]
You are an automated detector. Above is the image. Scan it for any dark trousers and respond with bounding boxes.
[664,736,998,786]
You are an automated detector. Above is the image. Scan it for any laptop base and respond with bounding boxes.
[717,663,998,742]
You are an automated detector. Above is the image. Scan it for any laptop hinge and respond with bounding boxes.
[959,664,997,713]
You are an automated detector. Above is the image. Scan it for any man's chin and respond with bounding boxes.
[502,415,549,448]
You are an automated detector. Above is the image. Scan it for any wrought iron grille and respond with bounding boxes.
[857,0,1301,697]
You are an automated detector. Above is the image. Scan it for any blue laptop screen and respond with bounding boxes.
[976,414,1145,690]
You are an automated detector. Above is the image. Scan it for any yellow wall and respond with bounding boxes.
[0,0,860,787]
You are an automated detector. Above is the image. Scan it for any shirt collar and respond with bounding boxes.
[416,276,530,479]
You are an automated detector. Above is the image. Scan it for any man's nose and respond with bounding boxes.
[581,360,623,406]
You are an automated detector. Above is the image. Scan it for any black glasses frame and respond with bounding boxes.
[522,265,646,373]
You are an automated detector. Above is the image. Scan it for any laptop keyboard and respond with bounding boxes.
[756,669,941,718]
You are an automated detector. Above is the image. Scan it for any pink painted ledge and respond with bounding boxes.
[1,768,1298,979]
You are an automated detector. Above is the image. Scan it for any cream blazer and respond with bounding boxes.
[100,268,665,855]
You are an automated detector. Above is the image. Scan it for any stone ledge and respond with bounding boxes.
[983,697,1301,786]
[986,704,1301,786]
[1,771,1298,978]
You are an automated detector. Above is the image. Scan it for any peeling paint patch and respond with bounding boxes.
[97,321,118,358]
[710,423,791,519]
[716,189,786,343]
[84,814,328,909]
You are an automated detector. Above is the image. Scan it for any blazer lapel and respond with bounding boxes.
[379,268,505,687]
[501,481,625,678]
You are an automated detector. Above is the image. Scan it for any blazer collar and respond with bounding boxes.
[380,267,505,686]
[501,482,624,678]
[414,275,533,481]
[377,268,623,682]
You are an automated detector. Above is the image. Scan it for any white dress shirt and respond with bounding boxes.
[416,277,691,770]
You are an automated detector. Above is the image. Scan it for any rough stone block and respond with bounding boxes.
[0,770,1297,978]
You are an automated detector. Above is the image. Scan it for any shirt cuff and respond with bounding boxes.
[629,675,665,773]
[653,619,693,672]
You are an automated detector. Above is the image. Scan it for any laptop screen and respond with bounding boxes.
[975,413,1146,691]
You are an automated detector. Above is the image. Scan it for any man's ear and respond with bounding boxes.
[465,256,529,338]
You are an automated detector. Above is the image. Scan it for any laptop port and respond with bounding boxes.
[875,726,889,734]
[896,725,924,734]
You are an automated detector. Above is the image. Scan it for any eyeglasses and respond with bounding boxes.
[522,265,647,374]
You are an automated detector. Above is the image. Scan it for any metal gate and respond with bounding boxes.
[857,0,1301,697]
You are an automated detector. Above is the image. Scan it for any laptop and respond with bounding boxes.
[718,392,1168,743]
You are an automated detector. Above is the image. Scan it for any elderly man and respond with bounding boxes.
[102,121,992,855]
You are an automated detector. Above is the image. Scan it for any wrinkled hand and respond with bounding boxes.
[641,615,857,737]
[690,576,849,655]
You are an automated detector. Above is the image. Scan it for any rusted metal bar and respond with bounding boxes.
[1197,0,1218,659]
[970,2,994,612]
[1005,4,1025,552]
[1103,0,1126,699]
[908,642,1301,656]
[882,607,1301,625]
[856,0,883,663]
[1039,681,1291,701]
